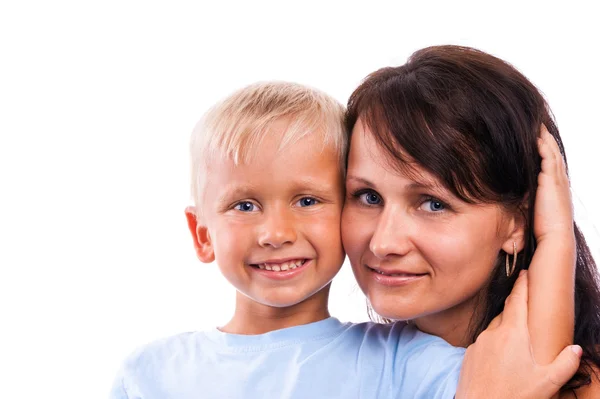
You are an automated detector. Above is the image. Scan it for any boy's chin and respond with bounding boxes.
[246,285,331,309]
[255,292,324,309]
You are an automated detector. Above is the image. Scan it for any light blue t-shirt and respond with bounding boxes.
[111,318,464,399]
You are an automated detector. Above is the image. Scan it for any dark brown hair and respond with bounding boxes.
[346,45,600,390]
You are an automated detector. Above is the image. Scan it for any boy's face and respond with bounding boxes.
[188,120,345,308]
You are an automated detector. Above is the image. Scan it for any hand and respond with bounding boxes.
[533,125,574,243]
[455,271,582,399]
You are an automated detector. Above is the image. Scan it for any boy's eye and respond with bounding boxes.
[296,197,319,207]
[357,191,382,205]
[421,198,446,212]
[234,201,257,212]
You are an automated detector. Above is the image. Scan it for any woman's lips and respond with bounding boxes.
[366,265,427,286]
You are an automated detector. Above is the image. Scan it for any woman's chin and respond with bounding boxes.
[369,299,423,322]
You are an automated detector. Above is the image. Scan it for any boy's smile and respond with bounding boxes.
[249,258,310,279]
[186,118,345,315]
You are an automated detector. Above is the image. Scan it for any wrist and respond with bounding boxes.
[536,230,575,247]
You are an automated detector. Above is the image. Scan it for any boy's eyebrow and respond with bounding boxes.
[289,177,339,193]
[216,185,258,204]
[216,178,338,203]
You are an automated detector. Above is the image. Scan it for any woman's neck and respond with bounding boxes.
[219,285,332,335]
[413,294,483,347]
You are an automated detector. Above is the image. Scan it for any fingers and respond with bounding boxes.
[501,270,529,327]
[539,125,561,160]
[538,124,567,177]
[487,312,502,330]
[540,345,582,397]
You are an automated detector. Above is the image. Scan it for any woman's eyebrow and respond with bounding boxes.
[405,181,439,191]
[405,180,458,200]
[346,175,375,187]
[347,174,442,191]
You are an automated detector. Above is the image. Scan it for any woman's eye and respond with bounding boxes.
[421,198,445,212]
[234,201,257,212]
[358,191,382,205]
[297,197,319,207]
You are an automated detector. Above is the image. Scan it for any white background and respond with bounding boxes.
[1,1,599,398]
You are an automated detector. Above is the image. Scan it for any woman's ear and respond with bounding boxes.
[185,206,215,263]
[501,205,528,254]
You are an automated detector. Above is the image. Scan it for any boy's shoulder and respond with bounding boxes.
[119,321,464,368]
[115,321,461,377]
[111,322,465,399]
[348,321,464,398]
[111,331,208,398]
[120,330,202,372]
[345,320,460,349]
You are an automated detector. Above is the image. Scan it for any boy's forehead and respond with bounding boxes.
[207,137,342,192]
[211,126,336,168]
[211,141,341,178]
[246,119,331,161]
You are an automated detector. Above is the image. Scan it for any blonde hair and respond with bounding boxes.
[190,81,347,214]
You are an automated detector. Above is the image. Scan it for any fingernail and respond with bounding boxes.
[570,345,583,357]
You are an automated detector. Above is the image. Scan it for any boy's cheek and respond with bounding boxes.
[211,225,249,253]
[308,214,342,239]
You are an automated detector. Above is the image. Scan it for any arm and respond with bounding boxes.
[527,125,576,365]
[456,271,581,399]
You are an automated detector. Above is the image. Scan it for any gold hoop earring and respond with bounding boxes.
[505,242,517,277]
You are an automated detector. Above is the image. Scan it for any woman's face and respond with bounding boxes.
[341,120,519,326]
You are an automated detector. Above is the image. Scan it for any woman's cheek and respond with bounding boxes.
[341,212,370,261]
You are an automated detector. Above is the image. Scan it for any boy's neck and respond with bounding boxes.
[219,285,332,335]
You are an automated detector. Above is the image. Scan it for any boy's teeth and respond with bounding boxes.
[257,260,306,272]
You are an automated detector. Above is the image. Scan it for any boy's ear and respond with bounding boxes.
[501,206,527,254]
[185,206,215,263]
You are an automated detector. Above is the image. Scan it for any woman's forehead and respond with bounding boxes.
[349,124,442,184]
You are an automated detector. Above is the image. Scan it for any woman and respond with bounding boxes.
[342,45,600,397]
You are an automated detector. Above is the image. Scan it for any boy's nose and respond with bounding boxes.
[258,214,297,248]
